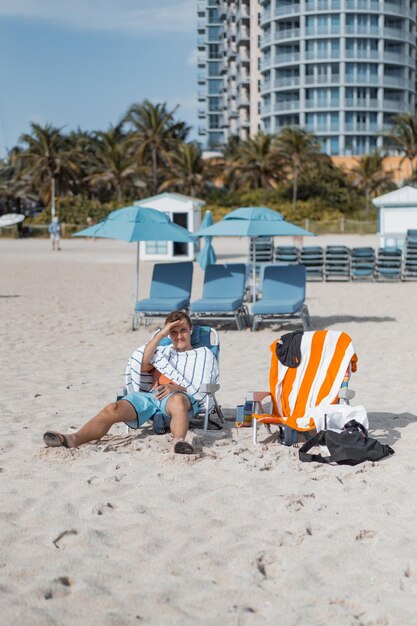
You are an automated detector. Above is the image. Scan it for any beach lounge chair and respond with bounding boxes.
[375,247,402,281]
[249,330,357,444]
[132,261,193,330]
[324,245,351,281]
[251,265,311,331]
[120,325,223,431]
[402,230,417,281]
[300,246,324,281]
[350,247,375,281]
[190,263,249,330]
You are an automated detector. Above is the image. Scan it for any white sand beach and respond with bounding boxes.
[1,235,417,626]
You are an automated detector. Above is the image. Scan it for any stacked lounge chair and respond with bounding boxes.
[324,245,351,281]
[300,246,324,281]
[249,237,274,263]
[274,245,300,265]
[375,246,402,281]
[402,230,417,280]
[350,247,375,281]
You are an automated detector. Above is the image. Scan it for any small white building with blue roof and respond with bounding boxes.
[373,186,417,249]
[135,192,205,261]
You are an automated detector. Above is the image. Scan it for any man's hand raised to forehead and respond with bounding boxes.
[159,319,183,338]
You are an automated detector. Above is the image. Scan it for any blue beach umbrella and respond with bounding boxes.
[194,206,313,301]
[74,205,195,305]
[196,209,217,269]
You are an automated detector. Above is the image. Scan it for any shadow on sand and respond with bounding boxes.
[368,411,417,446]
[312,314,396,328]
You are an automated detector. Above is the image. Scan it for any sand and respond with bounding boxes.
[1,235,417,626]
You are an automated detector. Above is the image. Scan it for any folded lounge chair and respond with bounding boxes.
[190,263,249,330]
[252,265,311,331]
[249,330,357,444]
[132,261,193,330]
[120,325,223,431]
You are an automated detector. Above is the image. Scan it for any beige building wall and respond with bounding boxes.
[332,156,415,185]
[249,0,261,137]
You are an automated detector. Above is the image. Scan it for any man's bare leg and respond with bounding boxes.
[166,393,194,454]
[43,400,136,448]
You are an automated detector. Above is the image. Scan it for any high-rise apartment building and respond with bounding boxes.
[197,0,261,149]
[198,0,417,155]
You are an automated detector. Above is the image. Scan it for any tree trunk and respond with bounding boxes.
[292,168,298,211]
[409,156,415,178]
[151,146,158,194]
[365,187,370,221]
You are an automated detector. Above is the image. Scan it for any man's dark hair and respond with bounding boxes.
[165,310,192,329]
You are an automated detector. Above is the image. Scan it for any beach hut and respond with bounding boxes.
[373,186,417,249]
[134,192,205,261]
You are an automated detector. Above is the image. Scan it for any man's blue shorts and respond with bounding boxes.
[122,390,199,430]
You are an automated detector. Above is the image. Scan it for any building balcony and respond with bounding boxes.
[345,122,379,132]
[345,0,379,10]
[345,75,380,86]
[275,101,300,112]
[275,3,300,17]
[261,32,271,47]
[272,52,301,65]
[197,1,206,15]
[344,25,380,36]
[275,76,301,88]
[345,98,379,109]
[305,101,340,110]
[304,123,339,133]
[384,28,415,44]
[305,50,340,61]
[237,27,250,43]
[345,49,379,61]
[383,1,415,19]
[305,74,340,84]
[305,27,340,36]
[305,0,341,11]
[383,99,410,112]
[273,28,300,42]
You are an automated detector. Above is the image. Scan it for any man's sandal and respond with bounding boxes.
[173,440,194,454]
[43,431,69,448]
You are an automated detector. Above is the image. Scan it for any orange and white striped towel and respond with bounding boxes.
[266,330,357,431]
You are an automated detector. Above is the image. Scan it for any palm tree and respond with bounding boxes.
[350,151,392,220]
[159,142,205,196]
[84,126,145,201]
[388,114,417,177]
[124,100,190,194]
[225,133,282,201]
[275,127,321,210]
[18,123,80,212]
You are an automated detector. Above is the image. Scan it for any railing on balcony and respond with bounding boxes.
[345,0,379,10]
[345,75,380,85]
[305,50,340,60]
[345,122,379,131]
[345,49,379,60]
[275,76,300,88]
[345,25,380,36]
[273,52,301,65]
[305,0,341,11]
[383,100,409,111]
[305,74,341,84]
[275,101,301,111]
[345,98,379,108]
[384,1,415,19]
[275,28,300,40]
[275,3,300,16]
[305,26,340,36]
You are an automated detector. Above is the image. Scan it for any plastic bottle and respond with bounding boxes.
[243,392,254,427]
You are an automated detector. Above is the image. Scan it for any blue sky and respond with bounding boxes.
[0,0,198,156]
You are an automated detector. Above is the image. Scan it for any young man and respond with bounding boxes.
[43,311,219,454]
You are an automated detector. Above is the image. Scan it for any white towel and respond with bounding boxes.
[125,344,219,410]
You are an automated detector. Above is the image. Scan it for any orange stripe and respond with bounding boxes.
[269,340,280,417]
[281,366,297,417]
[316,332,352,405]
[292,331,327,418]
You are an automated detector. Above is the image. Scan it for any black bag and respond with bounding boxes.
[299,419,394,466]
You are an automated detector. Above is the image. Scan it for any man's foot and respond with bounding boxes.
[43,431,72,448]
[173,439,194,454]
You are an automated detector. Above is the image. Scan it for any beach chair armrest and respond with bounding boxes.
[116,387,127,401]
[199,383,220,393]
[338,388,355,401]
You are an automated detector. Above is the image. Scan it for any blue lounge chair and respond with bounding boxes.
[251,265,311,331]
[119,325,223,431]
[190,263,249,330]
[132,261,193,330]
